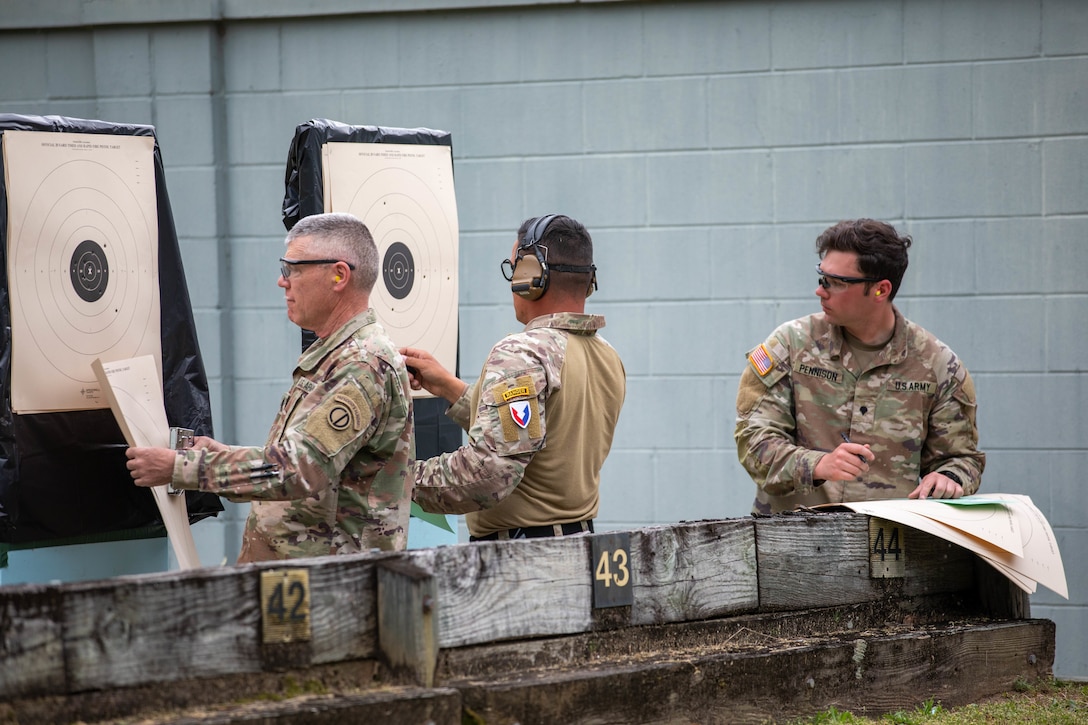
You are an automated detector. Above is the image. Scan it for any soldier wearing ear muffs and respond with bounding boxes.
[736,218,985,514]
[403,214,626,541]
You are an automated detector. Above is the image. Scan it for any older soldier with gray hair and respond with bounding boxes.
[735,218,985,514]
[402,214,626,541]
[126,212,414,561]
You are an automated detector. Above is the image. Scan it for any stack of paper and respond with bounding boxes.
[832,494,1067,598]
[92,355,201,570]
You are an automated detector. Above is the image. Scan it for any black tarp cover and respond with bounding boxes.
[0,114,222,547]
[282,119,462,461]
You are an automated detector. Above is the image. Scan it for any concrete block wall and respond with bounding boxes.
[0,0,1085,679]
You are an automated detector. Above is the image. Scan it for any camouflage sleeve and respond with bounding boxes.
[921,365,986,493]
[734,349,826,497]
[172,365,387,500]
[412,350,549,515]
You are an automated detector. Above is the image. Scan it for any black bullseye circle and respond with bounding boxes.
[382,241,415,301]
[70,239,109,303]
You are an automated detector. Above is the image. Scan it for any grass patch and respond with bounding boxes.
[788,679,1088,725]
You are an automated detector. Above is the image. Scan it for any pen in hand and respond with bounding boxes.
[840,432,868,464]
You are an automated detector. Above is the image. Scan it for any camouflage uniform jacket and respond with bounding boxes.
[735,306,984,514]
[412,312,626,538]
[172,309,414,561]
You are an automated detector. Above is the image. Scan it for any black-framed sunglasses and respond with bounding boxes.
[279,257,355,279]
[816,264,882,290]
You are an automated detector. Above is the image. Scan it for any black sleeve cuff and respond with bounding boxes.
[940,470,963,486]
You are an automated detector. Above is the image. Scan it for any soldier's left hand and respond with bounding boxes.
[908,472,963,500]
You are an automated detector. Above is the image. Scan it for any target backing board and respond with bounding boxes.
[3,130,162,414]
[321,141,458,385]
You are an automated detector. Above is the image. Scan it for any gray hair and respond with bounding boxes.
[285,212,379,292]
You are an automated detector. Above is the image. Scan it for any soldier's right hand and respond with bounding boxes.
[814,442,874,482]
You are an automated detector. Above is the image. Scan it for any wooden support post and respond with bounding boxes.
[377,558,438,687]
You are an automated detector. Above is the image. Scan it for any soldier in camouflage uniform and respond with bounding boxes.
[126,213,414,561]
[403,214,626,540]
[735,219,985,514]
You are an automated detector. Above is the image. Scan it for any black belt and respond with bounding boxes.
[470,520,594,541]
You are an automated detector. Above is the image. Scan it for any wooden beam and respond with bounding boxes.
[377,555,439,687]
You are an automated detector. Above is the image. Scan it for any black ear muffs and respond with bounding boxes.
[510,214,559,300]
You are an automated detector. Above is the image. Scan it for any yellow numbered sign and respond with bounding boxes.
[869,517,906,579]
[591,532,633,608]
[260,569,312,643]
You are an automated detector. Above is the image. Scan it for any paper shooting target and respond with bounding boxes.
[323,142,458,380]
[3,131,161,413]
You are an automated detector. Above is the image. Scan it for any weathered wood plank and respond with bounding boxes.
[0,585,65,697]
[630,518,757,625]
[60,555,380,692]
[377,557,438,687]
[431,538,592,648]
[756,512,976,610]
[454,619,1056,725]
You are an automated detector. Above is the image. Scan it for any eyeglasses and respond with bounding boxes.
[500,258,517,281]
[816,264,882,291]
[279,257,355,279]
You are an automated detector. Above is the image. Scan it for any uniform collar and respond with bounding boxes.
[297,308,377,372]
[524,311,605,334]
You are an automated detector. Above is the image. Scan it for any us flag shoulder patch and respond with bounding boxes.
[749,344,775,377]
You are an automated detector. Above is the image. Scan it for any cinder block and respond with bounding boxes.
[281,17,399,91]
[459,83,583,158]
[905,0,1040,62]
[527,156,648,229]
[518,5,643,81]
[591,226,711,302]
[649,301,743,375]
[46,32,95,99]
[0,35,48,101]
[225,92,342,166]
[598,450,656,525]
[1046,296,1088,373]
[452,158,524,232]
[398,13,519,87]
[223,24,280,93]
[772,1,902,69]
[908,297,1044,373]
[94,98,152,125]
[152,25,213,93]
[230,238,286,308]
[1046,452,1088,529]
[975,373,1085,448]
[457,231,509,307]
[775,146,903,223]
[176,237,221,309]
[649,150,773,225]
[652,449,736,523]
[709,224,800,302]
[231,309,298,380]
[92,28,152,97]
[1044,218,1088,293]
[163,166,219,239]
[1045,138,1088,215]
[898,65,973,140]
[615,377,719,449]
[595,304,650,378]
[1042,0,1088,54]
[456,305,516,377]
[226,165,290,238]
[154,96,215,166]
[586,78,706,153]
[341,87,463,138]
[906,141,1040,218]
[645,2,770,76]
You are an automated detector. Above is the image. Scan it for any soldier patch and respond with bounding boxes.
[304,383,373,457]
[749,344,775,377]
[490,374,542,443]
[509,400,531,429]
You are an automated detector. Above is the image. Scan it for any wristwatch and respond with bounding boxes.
[939,470,963,486]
